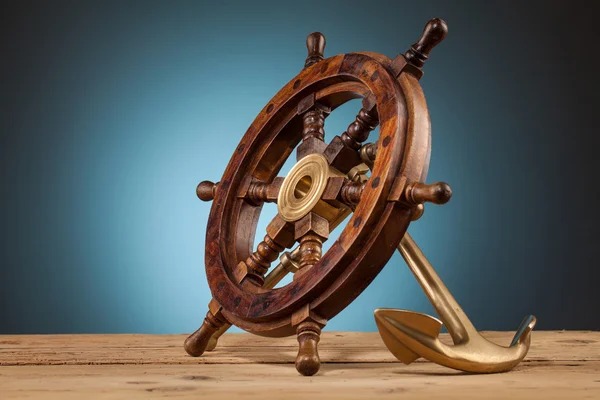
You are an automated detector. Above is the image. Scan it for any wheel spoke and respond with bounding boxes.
[293,212,329,279]
[297,96,330,161]
[340,106,379,150]
[241,177,284,205]
[338,180,365,208]
[323,102,379,173]
[240,214,295,286]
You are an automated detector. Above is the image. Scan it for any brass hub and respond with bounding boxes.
[277,154,347,224]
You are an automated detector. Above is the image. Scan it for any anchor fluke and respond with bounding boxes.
[374,308,442,365]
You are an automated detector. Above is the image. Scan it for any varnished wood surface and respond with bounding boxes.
[1,331,598,399]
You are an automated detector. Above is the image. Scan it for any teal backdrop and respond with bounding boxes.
[1,0,599,334]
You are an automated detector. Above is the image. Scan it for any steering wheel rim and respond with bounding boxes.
[204,52,431,337]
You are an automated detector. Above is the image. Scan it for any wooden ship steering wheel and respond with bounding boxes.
[185,18,454,376]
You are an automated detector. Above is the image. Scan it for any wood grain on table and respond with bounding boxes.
[0,331,598,399]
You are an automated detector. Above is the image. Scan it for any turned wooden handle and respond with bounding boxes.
[295,322,321,376]
[404,181,452,205]
[405,18,448,68]
[196,180,218,201]
[184,311,224,357]
[305,32,326,67]
[184,324,215,356]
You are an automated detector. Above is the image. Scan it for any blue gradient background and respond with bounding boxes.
[1,0,599,334]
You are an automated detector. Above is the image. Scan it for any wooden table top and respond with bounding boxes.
[1,331,598,399]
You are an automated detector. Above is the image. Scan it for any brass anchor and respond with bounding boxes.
[359,142,536,373]
[375,232,536,373]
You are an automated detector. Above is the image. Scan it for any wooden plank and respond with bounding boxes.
[1,331,598,366]
[0,332,598,399]
[0,362,599,400]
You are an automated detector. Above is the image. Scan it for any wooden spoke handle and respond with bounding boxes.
[404,181,452,205]
[295,321,322,376]
[196,181,218,201]
[405,18,448,68]
[184,310,226,357]
[305,32,326,68]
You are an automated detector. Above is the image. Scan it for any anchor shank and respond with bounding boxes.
[398,233,477,344]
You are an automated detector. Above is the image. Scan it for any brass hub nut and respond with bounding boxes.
[277,154,348,224]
